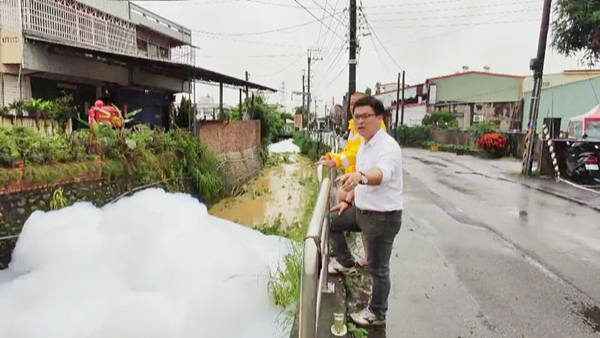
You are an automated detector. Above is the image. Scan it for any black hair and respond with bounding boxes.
[353,96,387,116]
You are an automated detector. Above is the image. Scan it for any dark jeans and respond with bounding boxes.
[330,205,402,319]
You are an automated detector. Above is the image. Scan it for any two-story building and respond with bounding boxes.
[373,83,428,127]
[0,0,273,128]
[426,67,524,131]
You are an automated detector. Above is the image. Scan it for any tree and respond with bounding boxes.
[375,82,382,95]
[553,0,600,65]
[365,87,372,96]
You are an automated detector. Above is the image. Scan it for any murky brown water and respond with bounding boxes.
[209,154,314,227]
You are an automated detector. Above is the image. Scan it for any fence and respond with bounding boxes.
[298,134,341,338]
[308,131,344,151]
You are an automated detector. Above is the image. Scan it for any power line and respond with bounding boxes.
[247,0,340,10]
[364,0,541,16]
[310,0,347,27]
[320,63,349,92]
[362,0,462,8]
[312,8,349,77]
[314,40,347,87]
[253,53,307,77]
[381,2,542,48]
[369,8,539,23]
[369,32,394,79]
[371,19,538,30]
[193,10,341,36]
[193,33,311,48]
[362,9,417,82]
[293,0,345,40]
[314,0,330,48]
[313,0,342,50]
[196,52,305,58]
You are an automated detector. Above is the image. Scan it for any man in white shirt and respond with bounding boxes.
[329,96,403,326]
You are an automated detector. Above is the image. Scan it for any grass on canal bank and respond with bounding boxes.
[260,175,318,318]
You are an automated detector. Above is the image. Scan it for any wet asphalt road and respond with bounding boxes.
[386,148,600,338]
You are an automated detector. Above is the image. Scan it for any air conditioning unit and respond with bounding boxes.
[473,115,484,123]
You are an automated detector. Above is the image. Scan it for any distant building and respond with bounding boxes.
[426,69,524,131]
[522,70,600,132]
[373,84,427,127]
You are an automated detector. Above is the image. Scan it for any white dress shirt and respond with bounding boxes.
[354,127,403,212]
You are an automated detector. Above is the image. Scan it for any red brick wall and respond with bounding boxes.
[199,121,261,154]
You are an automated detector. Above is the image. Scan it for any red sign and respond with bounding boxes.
[294,114,303,129]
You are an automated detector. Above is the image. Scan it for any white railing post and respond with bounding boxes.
[299,170,332,338]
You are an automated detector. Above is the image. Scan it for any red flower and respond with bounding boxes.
[477,133,507,154]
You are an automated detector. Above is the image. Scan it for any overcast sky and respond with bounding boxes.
[135,0,590,116]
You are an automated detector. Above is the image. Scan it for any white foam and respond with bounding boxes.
[268,139,300,154]
[0,189,292,338]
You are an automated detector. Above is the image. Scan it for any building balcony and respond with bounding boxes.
[1,0,195,66]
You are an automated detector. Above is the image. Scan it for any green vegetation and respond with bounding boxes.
[1,93,78,132]
[348,323,369,338]
[553,0,600,66]
[50,188,68,210]
[260,174,319,320]
[293,131,331,161]
[230,93,285,144]
[0,125,223,204]
[470,121,497,139]
[422,110,459,129]
[394,125,432,146]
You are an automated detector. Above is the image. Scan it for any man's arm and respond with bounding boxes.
[337,144,399,190]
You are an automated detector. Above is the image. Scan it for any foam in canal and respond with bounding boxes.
[0,189,291,338]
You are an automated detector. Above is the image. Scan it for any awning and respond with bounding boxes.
[24,33,277,92]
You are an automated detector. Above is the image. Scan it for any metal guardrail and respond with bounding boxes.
[299,132,342,338]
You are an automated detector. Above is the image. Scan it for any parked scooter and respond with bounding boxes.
[565,136,600,185]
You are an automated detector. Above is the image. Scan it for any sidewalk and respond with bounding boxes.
[514,176,600,212]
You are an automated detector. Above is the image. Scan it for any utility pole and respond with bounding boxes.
[344,0,357,129]
[307,49,322,132]
[302,71,306,129]
[245,71,250,119]
[523,0,552,176]
[349,0,357,97]
[401,70,406,126]
[395,72,400,128]
[307,53,312,125]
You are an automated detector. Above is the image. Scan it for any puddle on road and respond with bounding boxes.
[209,154,314,228]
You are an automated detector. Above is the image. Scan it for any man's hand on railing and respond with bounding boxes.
[316,154,336,168]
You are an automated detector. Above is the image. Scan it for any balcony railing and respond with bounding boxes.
[0,0,22,30]
[21,0,138,56]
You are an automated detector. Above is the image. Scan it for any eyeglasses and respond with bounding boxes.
[353,113,377,121]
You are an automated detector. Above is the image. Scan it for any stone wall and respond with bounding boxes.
[431,129,473,146]
[199,120,261,154]
[0,179,132,269]
[199,120,263,191]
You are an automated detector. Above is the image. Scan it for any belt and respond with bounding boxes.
[356,208,402,215]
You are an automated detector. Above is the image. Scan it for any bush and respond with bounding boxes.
[293,132,330,161]
[394,125,431,145]
[470,121,497,138]
[476,132,507,155]
[422,110,459,129]
[0,125,223,204]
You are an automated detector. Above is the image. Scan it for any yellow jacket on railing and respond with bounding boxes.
[326,119,386,174]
